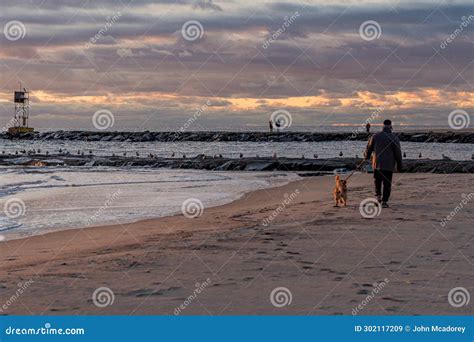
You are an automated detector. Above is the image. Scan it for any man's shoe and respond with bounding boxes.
[376,196,382,203]
[382,202,389,208]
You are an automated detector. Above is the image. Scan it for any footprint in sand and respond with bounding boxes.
[382,297,405,303]
[126,286,181,297]
[357,289,369,295]
[300,261,313,266]
[385,306,400,312]
[320,268,337,274]
[212,282,237,287]
[50,307,80,312]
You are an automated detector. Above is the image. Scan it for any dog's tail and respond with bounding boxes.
[335,175,340,181]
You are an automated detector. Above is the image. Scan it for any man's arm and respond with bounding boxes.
[393,137,403,172]
[364,136,374,160]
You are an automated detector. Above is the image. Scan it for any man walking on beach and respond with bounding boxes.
[364,119,402,208]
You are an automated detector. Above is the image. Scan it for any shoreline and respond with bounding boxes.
[1,173,472,315]
[1,176,301,244]
[0,170,301,242]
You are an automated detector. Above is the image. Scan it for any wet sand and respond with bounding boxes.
[0,173,472,315]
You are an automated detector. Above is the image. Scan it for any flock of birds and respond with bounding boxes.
[1,149,470,160]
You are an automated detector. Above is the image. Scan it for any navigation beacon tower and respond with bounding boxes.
[8,83,34,134]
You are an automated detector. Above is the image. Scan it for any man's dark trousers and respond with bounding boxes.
[374,169,393,202]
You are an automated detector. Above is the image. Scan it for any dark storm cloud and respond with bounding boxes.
[1,2,472,55]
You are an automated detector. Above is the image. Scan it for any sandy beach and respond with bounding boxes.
[0,172,472,315]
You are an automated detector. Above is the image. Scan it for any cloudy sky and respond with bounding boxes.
[0,0,473,130]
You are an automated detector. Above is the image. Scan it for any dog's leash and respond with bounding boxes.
[343,159,367,181]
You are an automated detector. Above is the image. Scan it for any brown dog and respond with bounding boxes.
[333,175,347,207]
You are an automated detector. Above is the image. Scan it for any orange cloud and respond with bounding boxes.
[1,88,472,113]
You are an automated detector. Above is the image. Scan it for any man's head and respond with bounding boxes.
[383,119,392,131]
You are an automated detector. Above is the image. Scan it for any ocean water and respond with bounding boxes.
[0,139,473,160]
[0,137,472,241]
[0,167,299,241]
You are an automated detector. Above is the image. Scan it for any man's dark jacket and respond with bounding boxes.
[364,127,403,172]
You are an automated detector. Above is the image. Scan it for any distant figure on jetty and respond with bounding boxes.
[339,151,343,157]
[403,152,406,158]
[239,153,243,158]
[419,152,422,158]
[269,120,273,133]
[313,154,318,159]
[366,122,371,133]
[275,119,281,133]
[442,154,451,161]
[365,119,403,208]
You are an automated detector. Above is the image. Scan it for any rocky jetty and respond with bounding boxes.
[1,130,473,143]
[0,154,472,173]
